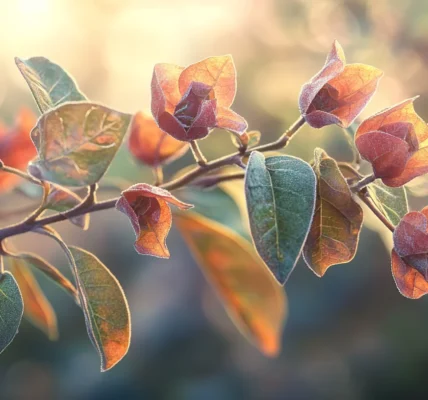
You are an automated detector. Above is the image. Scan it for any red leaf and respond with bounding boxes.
[299,41,382,128]
[150,55,243,142]
[128,111,189,166]
[178,55,236,108]
[391,249,428,299]
[355,98,428,187]
[116,184,192,258]
[0,108,37,192]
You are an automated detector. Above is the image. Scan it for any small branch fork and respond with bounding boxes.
[0,116,388,242]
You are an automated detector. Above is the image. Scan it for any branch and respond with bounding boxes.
[349,173,376,192]
[0,117,306,242]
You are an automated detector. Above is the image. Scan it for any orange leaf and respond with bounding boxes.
[178,55,236,108]
[128,111,189,166]
[9,257,58,340]
[216,107,248,136]
[299,41,382,128]
[391,250,428,299]
[116,184,192,257]
[0,108,37,193]
[175,212,286,356]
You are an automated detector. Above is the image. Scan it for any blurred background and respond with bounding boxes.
[1,0,428,399]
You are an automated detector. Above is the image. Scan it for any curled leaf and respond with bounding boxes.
[15,56,87,113]
[245,151,316,284]
[299,40,382,128]
[8,257,58,340]
[27,102,132,186]
[355,98,428,187]
[303,149,363,277]
[175,212,286,356]
[116,183,192,258]
[391,249,428,299]
[128,111,188,167]
[0,108,37,193]
[151,55,246,141]
[0,271,24,354]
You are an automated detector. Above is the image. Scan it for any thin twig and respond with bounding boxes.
[0,117,307,241]
[357,190,395,233]
[0,165,42,186]
[192,172,245,188]
[350,173,376,192]
[190,140,207,166]
[153,166,164,186]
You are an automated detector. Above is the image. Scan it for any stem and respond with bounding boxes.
[0,117,306,241]
[350,173,376,192]
[24,182,50,223]
[358,191,395,233]
[0,165,41,186]
[153,166,164,186]
[190,141,207,166]
[192,172,245,188]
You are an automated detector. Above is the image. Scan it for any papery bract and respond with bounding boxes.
[0,108,37,193]
[355,98,428,187]
[151,55,247,142]
[116,184,192,258]
[299,40,382,129]
[392,207,428,298]
[128,111,189,167]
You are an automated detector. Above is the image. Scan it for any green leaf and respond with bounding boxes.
[28,102,132,186]
[303,149,363,277]
[176,184,248,238]
[367,181,408,227]
[15,56,87,113]
[68,246,131,371]
[0,271,24,354]
[245,151,316,284]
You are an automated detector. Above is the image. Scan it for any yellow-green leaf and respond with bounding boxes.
[68,246,131,371]
[175,212,287,356]
[0,271,24,354]
[367,182,408,227]
[15,56,87,113]
[8,257,58,340]
[28,102,132,186]
[303,149,363,277]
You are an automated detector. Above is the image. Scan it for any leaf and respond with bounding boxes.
[245,151,316,284]
[178,55,236,108]
[391,249,428,299]
[0,108,37,193]
[8,257,58,340]
[27,102,132,186]
[128,111,188,166]
[355,98,428,187]
[116,183,192,257]
[68,246,130,371]
[15,56,87,113]
[366,182,408,227]
[0,271,24,354]
[299,40,382,128]
[303,149,363,277]
[44,184,90,229]
[216,107,248,136]
[175,212,286,356]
